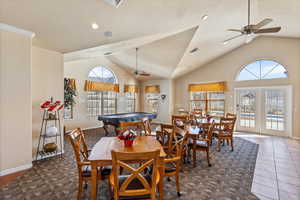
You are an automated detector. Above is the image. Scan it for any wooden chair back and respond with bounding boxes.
[203,122,215,145]
[225,113,237,118]
[167,127,188,157]
[111,150,160,200]
[219,117,236,134]
[142,117,152,136]
[192,108,203,116]
[67,128,90,172]
[156,123,173,146]
[172,115,190,128]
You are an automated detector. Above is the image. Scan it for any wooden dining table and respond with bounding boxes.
[88,136,166,200]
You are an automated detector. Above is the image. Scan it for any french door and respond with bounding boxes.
[235,86,292,136]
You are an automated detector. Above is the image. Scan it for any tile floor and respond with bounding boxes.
[236,133,300,200]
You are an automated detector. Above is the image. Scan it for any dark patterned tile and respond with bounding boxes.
[0,128,259,200]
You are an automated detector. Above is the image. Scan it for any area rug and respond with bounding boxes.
[0,128,259,200]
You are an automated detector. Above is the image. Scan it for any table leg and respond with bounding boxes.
[158,161,165,200]
[103,125,110,136]
[91,164,98,200]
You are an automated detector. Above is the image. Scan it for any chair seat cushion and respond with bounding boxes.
[215,133,232,137]
[188,140,208,147]
[118,175,151,200]
[81,165,112,177]
[165,166,176,173]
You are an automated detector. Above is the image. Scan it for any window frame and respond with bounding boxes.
[86,66,118,118]
[125,92,136,113]
[236,59,288,82]
[145,93,160,114]
[190,91,225,116]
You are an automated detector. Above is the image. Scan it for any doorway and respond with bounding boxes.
[234,86,292,136]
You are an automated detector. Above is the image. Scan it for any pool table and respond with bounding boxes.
[98,112,157,135]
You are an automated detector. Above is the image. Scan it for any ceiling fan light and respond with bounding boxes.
[201,15,208,21]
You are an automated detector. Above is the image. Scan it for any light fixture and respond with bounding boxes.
[91,23,99,30]
[201,15,208,21]
[223,41,229,45]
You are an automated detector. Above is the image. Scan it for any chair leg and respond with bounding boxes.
[176,170,181,196]
[193,149,196,168]
[77,177,83,200]
[231,138,234,151]
[206,148,211,167]
[217,139,221,152]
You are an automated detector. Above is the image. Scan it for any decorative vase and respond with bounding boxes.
[124,139,134,147]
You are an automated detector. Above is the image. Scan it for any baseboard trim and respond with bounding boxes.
[292,136,300,140]
[33,151,65,161]
[65,126,103,134]
[0,163,32,177]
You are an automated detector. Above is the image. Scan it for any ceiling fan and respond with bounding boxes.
[224,0,281,44]
[133,48,150,77]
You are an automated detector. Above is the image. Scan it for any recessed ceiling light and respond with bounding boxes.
[201,15,208,21]
[190,48,199,54]
[91,23,99,30]
[104,52,112,56]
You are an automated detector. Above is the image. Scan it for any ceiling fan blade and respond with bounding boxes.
[253,18,273,29]
[139,72,150,76]
[223,34,243,44]
[255,27,281,34]
[227,29,243,33]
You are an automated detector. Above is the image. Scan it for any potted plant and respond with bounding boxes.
[64,78,77,119]
[118,129,137,147]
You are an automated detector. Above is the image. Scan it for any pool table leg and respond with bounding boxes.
[103,125,110,136]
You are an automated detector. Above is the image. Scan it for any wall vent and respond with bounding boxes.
[103,0,124,8]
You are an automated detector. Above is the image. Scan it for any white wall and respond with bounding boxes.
[64,56,139,131]
[140,79,174,123]
[32,46,64,158]
[175,37,300,138]
[0,29,32,174]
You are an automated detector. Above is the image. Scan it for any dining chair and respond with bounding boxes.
[156,123,174,150]
[109,149,161,200]
[163,127,189,196]
[141,117,158,136]
[225,113,237,118]
[67,128,111,200]
[119,121,144,136]
[188,123,214,167]
[215,117,236,151]
[171,114,190,129]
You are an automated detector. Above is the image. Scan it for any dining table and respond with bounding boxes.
[88,136,166,200]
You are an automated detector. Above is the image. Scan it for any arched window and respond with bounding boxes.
[86,66,117,117]
[236,60,288,81]
[88,66,117,83]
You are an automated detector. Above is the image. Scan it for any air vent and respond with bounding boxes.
[103,0,124,8]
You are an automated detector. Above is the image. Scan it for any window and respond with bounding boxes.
[86,66,117,118]
[64,106,73,119]
[146,93,160,113]
[125,92,136,112]
[190,91,225,116]
[237,60,288,81]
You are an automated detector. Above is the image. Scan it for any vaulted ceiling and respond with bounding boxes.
[1,0,299,78]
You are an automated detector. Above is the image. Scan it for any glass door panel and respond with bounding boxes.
[235,86,291,136]
[262,88,289,135]
[236,89,259,132]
